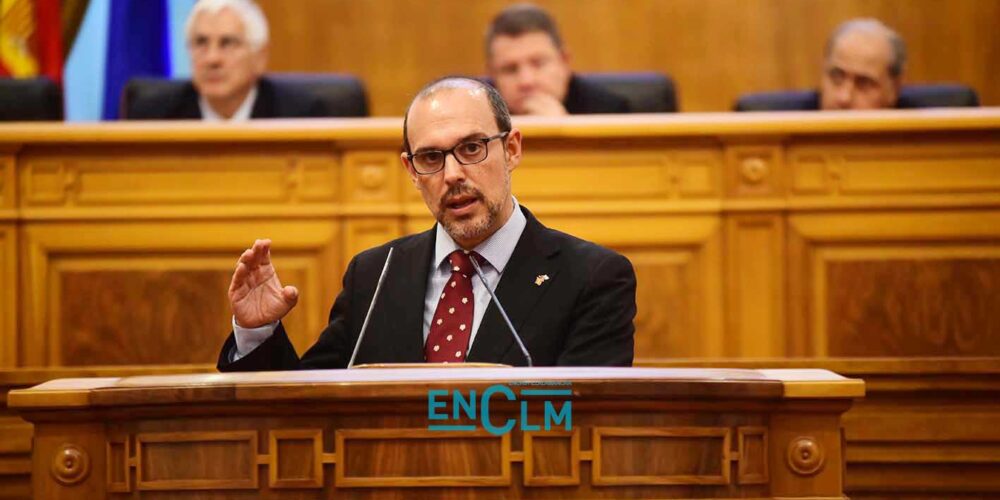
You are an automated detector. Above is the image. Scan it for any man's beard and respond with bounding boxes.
[438,184,503,244]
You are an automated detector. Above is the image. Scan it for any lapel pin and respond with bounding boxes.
[534,274,549,286]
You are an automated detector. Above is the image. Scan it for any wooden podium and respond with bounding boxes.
[9,367,863,499]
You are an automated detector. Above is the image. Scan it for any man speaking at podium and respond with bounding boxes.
[217,77,636,370]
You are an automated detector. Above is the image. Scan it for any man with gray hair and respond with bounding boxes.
[820,18,907,110]
[129,0,329,120]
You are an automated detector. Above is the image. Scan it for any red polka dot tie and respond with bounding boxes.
[425,250,480,363]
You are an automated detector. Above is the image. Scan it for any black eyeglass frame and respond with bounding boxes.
[406,131,511,175]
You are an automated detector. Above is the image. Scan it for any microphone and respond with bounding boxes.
[469,256,533,367]
[347,247,394,369]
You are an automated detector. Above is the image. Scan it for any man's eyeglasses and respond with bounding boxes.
[407,131,510,175]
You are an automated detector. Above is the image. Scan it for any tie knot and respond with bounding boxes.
[448,250,482,276]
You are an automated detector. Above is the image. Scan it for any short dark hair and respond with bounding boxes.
[484,3,562,59]
[402,77,512,154]
[825,18,907,78]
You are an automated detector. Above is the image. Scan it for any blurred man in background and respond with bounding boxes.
[129,0,328,120]
[820,18,906,110]
[484,3,629,116]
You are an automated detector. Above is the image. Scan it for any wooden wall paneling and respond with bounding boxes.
[0,154,15,369]
[787,211,1000,358]
[257,0,1000,115]
[725,215,786,357]
[334,428,511,487]
[16,143,341,217]
[340,148,407,264]
[722,141,787,357]
[18,220,341,367]
[135,430,259,490]
[845,391,1000,496]
[542,213,725,360]
[590,426,732,486]
[0,225,15,369]
[786,133,1000,208]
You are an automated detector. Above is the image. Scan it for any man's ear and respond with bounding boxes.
[560,47,572,66]
[400,152,420,187]
[504,129,523,172]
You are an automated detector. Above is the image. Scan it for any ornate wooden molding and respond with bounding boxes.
[50,443,90,486]
[786,435,825,476]
[105,425,769,491]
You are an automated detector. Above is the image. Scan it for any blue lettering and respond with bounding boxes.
[453,390,477,419]
[520,400,541,431]
[544,401,572,430]
[481,385,516,436]
[427,389,448,420]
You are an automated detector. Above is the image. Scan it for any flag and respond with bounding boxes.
[0,0,64,82]
[101,0,170,119]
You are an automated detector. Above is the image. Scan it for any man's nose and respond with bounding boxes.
[835,81,855,107]
[516,66,538,89]
[203,43,224,64]
[441,153,467,185]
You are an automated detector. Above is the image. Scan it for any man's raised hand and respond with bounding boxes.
[228,239,299,328]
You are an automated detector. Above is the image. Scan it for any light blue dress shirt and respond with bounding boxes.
[422,200,526,351]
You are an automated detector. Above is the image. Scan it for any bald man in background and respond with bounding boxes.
[820,18,907,110]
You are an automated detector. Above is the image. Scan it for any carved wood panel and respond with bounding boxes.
[336,429,510,487]
[0,225,15,367]
[788,211,1000,357]
[99,424,768,494]
[517,147,721,201]
[591,427,732,485]
[538,214,724,360]
[135,431,258,490]
[58,268,231,365]
[827,258,1000,356]
[0,155,13,210]
[788,137,1000,202]
[19,221,341,366]
[19,145,339,209]
[725,215,786,357]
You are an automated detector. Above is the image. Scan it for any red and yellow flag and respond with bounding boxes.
[0,0,63,82]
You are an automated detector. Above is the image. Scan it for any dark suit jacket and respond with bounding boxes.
[217,207,636,370]
[563,74,631,114]
[126,77,331,120]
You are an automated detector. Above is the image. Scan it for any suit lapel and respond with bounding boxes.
[467,209,561,365]
[250,78,275,118]
[176,84,202,119]
[379,228,435,363]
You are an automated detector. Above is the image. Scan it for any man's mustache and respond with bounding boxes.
[440,184,483,206]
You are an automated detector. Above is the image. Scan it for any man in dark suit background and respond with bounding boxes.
[484,3,630,116]
[217,77,636,371]
[128,0,328,120]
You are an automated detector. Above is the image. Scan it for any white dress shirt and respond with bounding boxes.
[199,86,257,122]
[232,199,526,359]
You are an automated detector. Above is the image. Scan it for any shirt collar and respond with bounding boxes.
[433,197,526,274]
[199,85,258,122]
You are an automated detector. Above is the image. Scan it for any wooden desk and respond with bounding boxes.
[1,110,998,368]
[644,357,1000,499]
[9,367,862,499]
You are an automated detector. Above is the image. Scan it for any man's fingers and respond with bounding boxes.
[253,238,271,266]
[230,261,250,291]
[237,248,255,267]
[282,285,299,307]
